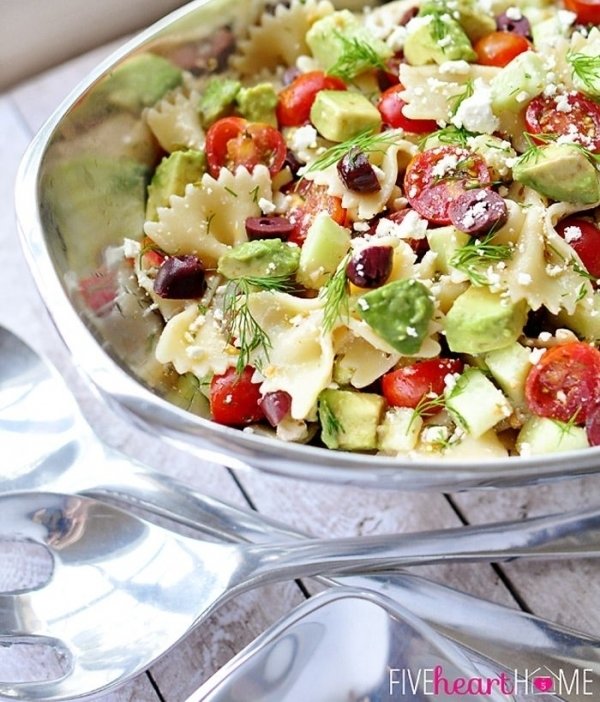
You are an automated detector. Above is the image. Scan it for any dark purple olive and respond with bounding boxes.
[154,255,206,299]
[448,189,508,237]
[586,403,600,446]
[337,147,381,193]
[284,148,303,177]
[346,246,393,288]
[496,10,532,38]
[399,6,419,25]
[259,390,292,427]
[245,216,295,239]
[282,66,302,85]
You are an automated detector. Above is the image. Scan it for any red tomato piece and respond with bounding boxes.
[555,217,600,279]
[564,0,600,24]
[210,366,265,427]
[276,71,346,128]
[525,93,600,153]
[287,180,347,246]
[525,342,600,423]
[382,358,464,415]
[474,31,530,67]
[205,117,287,177]
[377,84,438,134]
[403,146,491,225]
[78,267,117,316]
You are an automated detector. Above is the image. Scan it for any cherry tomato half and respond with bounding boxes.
[403,146,491,225]
[377,84,438,134]
[474,31,530,67]
[525,342,600,423]
[276,71,346,128]
[205,117,287,177]
[210,366,265,426]
[564,0,600,24]
[555,217,600,279]
[525,93,600,153]
[382,358,464,415]
[287,180,347,246]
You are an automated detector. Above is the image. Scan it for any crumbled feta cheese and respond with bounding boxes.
[289,125,318,153]
[538,331,552,342]
[517,272,532,286]
[406,326,418,337]
[439,60,471,75]
[123,238,141,259]
[555,93,572,113]
[557,9,577,28]
[564,225,583,243]
[353,221,371,233]
[505,6,522,20]
[450,79,500,134]
[556,390,567,404]
[516,90,530,103]
[421,425,450,445]
[375,210,428,241]
[258,197,276,215]
[529,347,547,365]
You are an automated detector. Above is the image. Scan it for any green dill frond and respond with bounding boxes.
[408,393,447,431]
[450,232,513,286]
[327,31,387,81]
[319,396,344,436]
[418,125,474,151]
[303,129,402,175]
[321,255,351,333]
[550,408,582,444]
[449,80,475,117]
[568,51,600,96]
[576,283,588,302]
[222,275,292,373]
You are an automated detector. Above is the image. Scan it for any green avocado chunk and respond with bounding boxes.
[420,0,496,42]
[319,388,385,451]
[357,279,434,354]
[146,150,206,221]
[236,83,278,126]
[310,90,382,142]
[445,286,528,354]
[198,77,241,127]
[217,239,300,280]
[404,12,476,66]
[513,143,600,204]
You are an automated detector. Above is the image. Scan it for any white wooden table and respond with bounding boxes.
[2,40,600,702]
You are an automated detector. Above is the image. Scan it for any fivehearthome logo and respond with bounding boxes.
[389,665,596,697]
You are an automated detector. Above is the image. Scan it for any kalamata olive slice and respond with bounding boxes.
[586,403,600,446]
[337,147,381,193]
[496,10,532,38]
[399,6,419,25]
[347,245,394,288]
[259,390,292,426]
[284,148,303,177]
[245,216,295,239]
[448,188,508,237]
[154,255,206,299]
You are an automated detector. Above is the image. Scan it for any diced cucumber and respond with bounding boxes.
[516,416,589,456]
[490,51,546,114]
[297,213,351,289]
[445,369,512,438]
[319,389,385,451]
[555,293,600,341]
[484,342,532,407]
[377,407,422,453]
[426,226,470,275]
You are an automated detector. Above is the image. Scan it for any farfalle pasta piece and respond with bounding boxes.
[245,291,334,420]
[231,0,334,76]
[144,165,272,266]
[334,330,400,388]
[145,89,205,153]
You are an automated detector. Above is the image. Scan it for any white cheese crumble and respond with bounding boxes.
[505,6,522,20]
[563,225,582,243]
[258,197,277,215]
[529,347,547,365]
[123,238,141,259]
[450,79,500,134]
[517,272,532,286]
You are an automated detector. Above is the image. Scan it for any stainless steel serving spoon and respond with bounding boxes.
[3,489,600,701]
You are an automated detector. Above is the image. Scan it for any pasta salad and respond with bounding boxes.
[122,0,600,460]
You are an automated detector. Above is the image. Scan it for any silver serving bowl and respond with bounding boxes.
[15,0,600,489]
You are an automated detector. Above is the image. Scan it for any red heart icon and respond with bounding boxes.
[533,676,554,692]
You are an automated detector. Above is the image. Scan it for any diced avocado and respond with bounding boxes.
[310,91,382,143]
[484,342,532,406]
[217,239,300,279]
[306,10,392,77]
[404,13,476,66]
[420,0,496,42]
[445,368,513,438]
[297,213,351,289]
[146,150,206,221]
[94,53,183,113]
[516,416,589,456]
[426,226,470,275]
[378,407,422,453]
[236,83,278,126]
[319,389,385,450]
[165,372,210,416]
[198,77,241,127]
[490,52,545,114]
[513,143,600,204]
[555,292,600,341]
[43,156,149,269]
[358,279,434,354]
[445,286,528,354]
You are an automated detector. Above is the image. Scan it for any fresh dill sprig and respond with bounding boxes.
[550,408,582,444]
[568,52,600,96]
[450,232,513,286]
[576,283,588,302]
[222,275,292,373]
[321,255,350,333]
[418,125,475,151]
[302,129,402,175]
[408,393,447,431]
[429,12,451,46]
[449,80,474,117]
[327,31,387,81]
[319,396,344,437]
